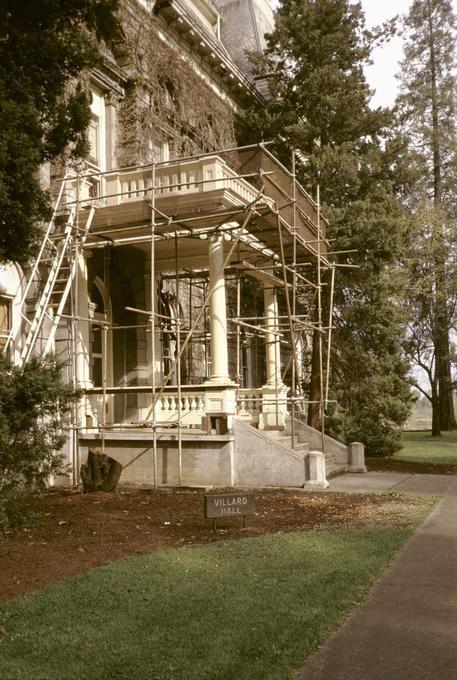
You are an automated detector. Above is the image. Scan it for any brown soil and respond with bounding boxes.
[0,487,429,603]
[366,457,457,475]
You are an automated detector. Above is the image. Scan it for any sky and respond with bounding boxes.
[362,0,457,108]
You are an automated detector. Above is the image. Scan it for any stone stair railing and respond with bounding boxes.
[84,388,207,428]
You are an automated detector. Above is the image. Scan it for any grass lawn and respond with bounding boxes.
[367,430,457,473]
[396,430,457,465]
[0,526,421,680]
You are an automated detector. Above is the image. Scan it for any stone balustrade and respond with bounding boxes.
[156,392,207,426]
[82,384,289,430]
[83,388,208,428]
[104,156,260,207]
[236,388,262,424]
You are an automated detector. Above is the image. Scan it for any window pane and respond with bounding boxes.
[0,296,12,357]
[0,297,11,334]
[88,118,99,165]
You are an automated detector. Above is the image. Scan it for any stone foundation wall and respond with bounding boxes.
[79,433,234,487]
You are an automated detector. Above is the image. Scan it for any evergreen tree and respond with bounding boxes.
[397,0,457,434]
[238,0,412,455]
[0,0,120,264]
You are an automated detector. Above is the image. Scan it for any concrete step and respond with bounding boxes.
[267,430,307,444]
[255,431,347,476]
[263,431,310,455]
[326,463,349,479]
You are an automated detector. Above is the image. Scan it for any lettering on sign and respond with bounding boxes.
[204,493,255,519]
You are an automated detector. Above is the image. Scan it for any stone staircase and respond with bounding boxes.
[325,454,349,479]
[232,418,364,489]
[262,429,349,481]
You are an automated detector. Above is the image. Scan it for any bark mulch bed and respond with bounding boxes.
[366,457,457,475]
[0,487,429,603]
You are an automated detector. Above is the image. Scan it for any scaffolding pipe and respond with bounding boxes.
[72,173,81,483]
[188,270,193,382]
[291,150,297,448]
[175,231,182,486]
[101,322,108,454]
[276,213,300,449]
[229,318,284,337]
[325,266,336,407]
[236,251,241,392]
[316,183,325,453]
[150,162,158,488]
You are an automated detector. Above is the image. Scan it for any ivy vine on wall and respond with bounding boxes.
[117,1,237,167]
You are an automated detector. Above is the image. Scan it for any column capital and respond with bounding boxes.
[208,232,223,242]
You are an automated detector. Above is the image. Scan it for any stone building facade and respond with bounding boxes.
[3,0,362,489]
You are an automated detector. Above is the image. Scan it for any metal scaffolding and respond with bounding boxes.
[11,142,342,485]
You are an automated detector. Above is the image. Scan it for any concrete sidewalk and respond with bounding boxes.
[327,470,456,495]
[295,474,457,680]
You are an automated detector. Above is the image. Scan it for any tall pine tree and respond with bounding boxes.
[238,0,412,455]
[397,0,457,433]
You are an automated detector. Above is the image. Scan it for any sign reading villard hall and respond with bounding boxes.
[205,493,256,518]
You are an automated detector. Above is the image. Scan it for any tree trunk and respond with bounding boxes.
[431,383,441,436]
[438,330,457,429]
[431,353,441,436]
[433,235,455,429]
[80,449,123,493]
[427,0,456,431]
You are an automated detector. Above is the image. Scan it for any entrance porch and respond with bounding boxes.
[55,144,361,487]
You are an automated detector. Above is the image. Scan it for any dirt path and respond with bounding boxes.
[0,487,428,602]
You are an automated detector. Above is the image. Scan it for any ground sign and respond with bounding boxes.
[204,493,255,529]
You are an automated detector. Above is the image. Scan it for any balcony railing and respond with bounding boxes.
[104,155,260,208]
[62,146,325,248]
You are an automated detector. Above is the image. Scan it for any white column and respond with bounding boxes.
[207,234,231,384]
[259,284,287,430]
[75,253,92,389]
[264,285,282,386]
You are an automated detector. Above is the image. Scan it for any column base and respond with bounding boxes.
[203,383,237,417]
[204,376,235,387]
[303,479,330,490]
[258,383,289,430]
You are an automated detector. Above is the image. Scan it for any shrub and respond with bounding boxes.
[0,355,79,532]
